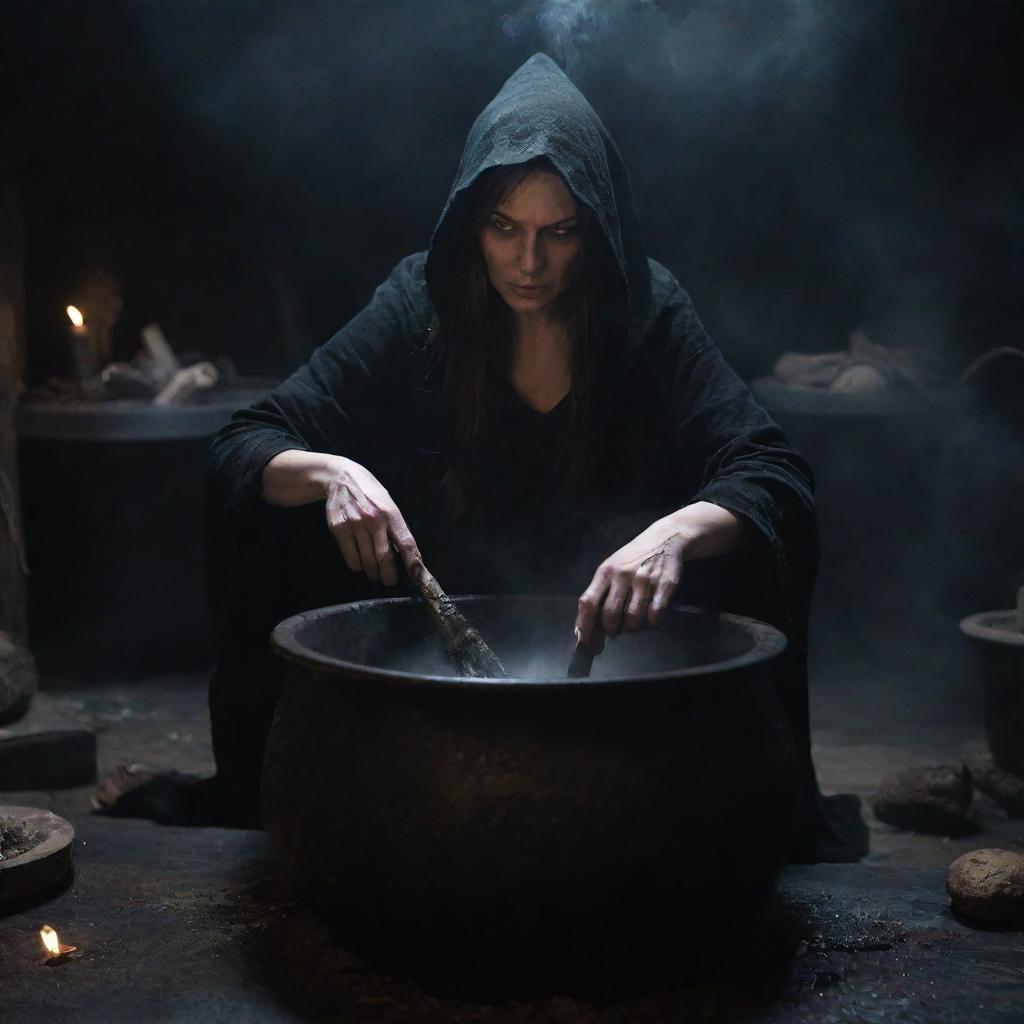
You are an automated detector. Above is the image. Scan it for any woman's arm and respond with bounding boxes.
[575,501,751,647]
[262,449,422,586]
[575,273,815,651]
[206,255,430,587]
[261,449,344,507]
[206,253,428,519]
[666,500,751,561]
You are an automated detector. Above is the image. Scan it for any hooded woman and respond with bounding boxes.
[106,54,867,862]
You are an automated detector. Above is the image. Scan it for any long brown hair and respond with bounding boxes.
[431,156,623,519]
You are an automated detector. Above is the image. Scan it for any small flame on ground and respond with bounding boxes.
[40,924,76,958]
[40,925,60,956]
[66,305,84,328]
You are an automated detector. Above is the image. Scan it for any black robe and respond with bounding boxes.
[206,53,867,862]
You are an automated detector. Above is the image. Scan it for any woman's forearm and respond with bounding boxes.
[262,449,346,507]
[261,449,422,584]
[665,500,751,560]
[574,500,755,644]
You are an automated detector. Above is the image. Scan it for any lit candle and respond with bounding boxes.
[40,924,77,962]
[66,305,86,336]
[66,305,97,393]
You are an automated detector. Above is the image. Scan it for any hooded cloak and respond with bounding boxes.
[206,54,867,860]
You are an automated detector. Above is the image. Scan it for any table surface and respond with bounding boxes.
[752,376,957,418]
[16,378,277,441]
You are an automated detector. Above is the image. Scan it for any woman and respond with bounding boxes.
[109,53,867,862]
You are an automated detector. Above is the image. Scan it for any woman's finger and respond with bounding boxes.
[325,499,363,574]
[372,523,397,586]
[386,509,423,580]
[623,563,656,632]
[601,572,631,635]
[649,556,682,626]
[338,494,379,580]
[352,524,379,581]
[576,568,610,646]
[334,528,362,574]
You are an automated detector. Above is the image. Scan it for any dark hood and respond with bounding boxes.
[425,53,652,320]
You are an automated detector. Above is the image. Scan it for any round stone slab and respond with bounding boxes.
[0,806,74,907]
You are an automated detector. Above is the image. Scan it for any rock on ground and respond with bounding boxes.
[970,756,1024,818]
[947,848,1024,925]
[0,631,36,724]
[873,762,974,835]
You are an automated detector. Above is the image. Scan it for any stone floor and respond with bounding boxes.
[2,816,1023,1024]
[0,625,1022,1022]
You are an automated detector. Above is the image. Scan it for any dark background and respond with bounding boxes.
[5,0,1023,382]
[3,0,1022,673]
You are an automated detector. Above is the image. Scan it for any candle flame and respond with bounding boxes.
[40,925,60,956]
[66,305,84,328]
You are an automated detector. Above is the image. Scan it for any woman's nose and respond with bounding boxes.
[517,234,545,275]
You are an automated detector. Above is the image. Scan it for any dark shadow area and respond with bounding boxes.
[4,1,1021,679]
[228,874,809,1016]
[0,867,75,918]
[4,1,1023,381]
[2,5,1023,1021]
[223,862,1024,1021]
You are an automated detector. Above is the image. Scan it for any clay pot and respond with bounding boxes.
[263,597,800,980]
[960,608,1024,776]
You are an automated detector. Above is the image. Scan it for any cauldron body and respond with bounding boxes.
[263,597,800,979]
[960,610,1024,775]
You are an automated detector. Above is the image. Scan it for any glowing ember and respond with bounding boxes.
[39,925,76,958]
[66,306,84,328]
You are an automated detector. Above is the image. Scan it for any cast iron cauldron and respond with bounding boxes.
[960,607,1024,775]
[263,596,801,981]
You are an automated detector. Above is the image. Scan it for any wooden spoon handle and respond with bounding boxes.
[405,558,507,678]
[567,640,594,679]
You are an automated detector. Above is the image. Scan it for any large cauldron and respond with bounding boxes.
[263,596,800,980]
[960,606,1024,775]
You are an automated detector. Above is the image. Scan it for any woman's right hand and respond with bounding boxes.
[323,457,422,586]
[262,450,422,586]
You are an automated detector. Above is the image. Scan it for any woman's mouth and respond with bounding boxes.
[509,283,550,295]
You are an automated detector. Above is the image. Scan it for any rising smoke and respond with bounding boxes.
[498,0,864,107]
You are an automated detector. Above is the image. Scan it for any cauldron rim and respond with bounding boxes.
[960,610,1024,648]
[271,595,787,690]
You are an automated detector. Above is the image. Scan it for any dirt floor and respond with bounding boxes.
[1,627,1022,1022]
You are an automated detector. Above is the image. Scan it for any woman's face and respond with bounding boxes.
[477,169,581,318]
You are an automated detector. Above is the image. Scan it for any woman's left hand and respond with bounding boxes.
[575,517,685,653]
[575,502,747,653]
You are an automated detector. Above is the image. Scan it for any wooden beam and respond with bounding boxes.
[0,140,37,721]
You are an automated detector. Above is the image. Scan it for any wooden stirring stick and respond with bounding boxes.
[567,624,604,679]
[567,639,594,679]
[407,561,508,678]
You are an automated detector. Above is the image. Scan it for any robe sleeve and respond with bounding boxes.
[203,254,430,643]
[206,253,430,519]
[647,280,864,864]
[648,285,869,863]
[651,284,818,638]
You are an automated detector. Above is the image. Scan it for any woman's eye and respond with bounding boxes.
[548,226,577,238]
[491,218,513,233]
